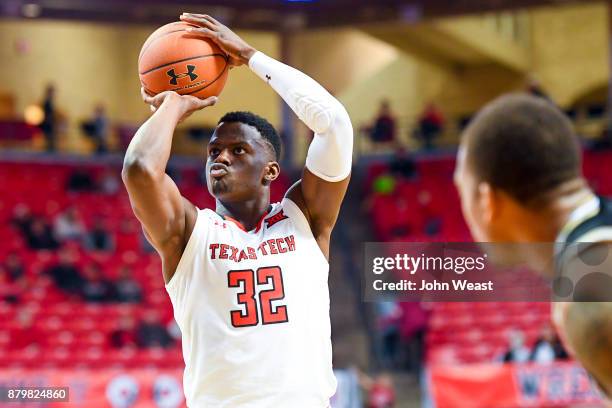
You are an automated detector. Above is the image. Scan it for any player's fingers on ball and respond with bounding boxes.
[150,105,156,113]
[141,87,154,103]
[201,96,218,107]
[181,15,215,30]
[201,14,222,26]
[185,27,215,38]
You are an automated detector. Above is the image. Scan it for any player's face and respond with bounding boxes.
[454,146,491,242]
[206,122,276,201]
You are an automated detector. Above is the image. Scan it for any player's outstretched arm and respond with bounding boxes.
[122,89,217,283]
[182,13,353,259]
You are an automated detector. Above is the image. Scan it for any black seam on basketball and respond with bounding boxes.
[138,24,195,64]
[140,53,227,75]
[182,58,229,96]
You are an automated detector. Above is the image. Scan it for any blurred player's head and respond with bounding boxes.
[206,111,281,202]
[454,93,583,242]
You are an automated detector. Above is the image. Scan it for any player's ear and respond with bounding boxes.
[262,162,280,186]
[477,182,496,223]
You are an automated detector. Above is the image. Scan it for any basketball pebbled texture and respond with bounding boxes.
[138,22,229,99]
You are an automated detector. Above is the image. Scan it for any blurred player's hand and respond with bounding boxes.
[179,13,256,67]
[141,88,218,122]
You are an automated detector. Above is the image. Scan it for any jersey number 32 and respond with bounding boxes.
[228,266,289,327]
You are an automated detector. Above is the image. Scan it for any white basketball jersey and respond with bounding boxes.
[165,198,336,407]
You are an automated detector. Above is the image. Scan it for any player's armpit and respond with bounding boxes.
[285,169,350,259]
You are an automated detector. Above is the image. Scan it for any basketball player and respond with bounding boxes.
[122,14,353,407]
[454,93,612,398]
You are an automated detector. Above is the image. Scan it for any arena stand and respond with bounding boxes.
[364,149,612,406]
[0,158,290,370]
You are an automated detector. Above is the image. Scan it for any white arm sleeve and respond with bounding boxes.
[248,51,353,182]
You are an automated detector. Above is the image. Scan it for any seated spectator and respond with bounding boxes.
[136,311,173,349]
[46,248,84,293]
[530,325,569,364]
[10,203,33,235]
[389,147,416,180]
[66,168,96,192]
[25,217,59,250]
[54,207,86,243]
[114,266,142,303]
[416,103,444,150]
[81,104,109,154]
[9,309,42,350]
[99,168,120,195]
[502,330,530,363]
[4,252,26,281]
[357,371,396,408]
[368,100,396,146]
[417,190,442,236]
[109,315,138,348]
[0,266,26,304]
[376,301,402,369]
[526,75,552,102]
[81,264,114,303]
[86,218,113,251]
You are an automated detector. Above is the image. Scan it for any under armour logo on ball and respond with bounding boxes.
[167,65,198,85]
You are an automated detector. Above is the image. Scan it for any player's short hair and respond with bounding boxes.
[463,93,581,206]
[218,111,282,161]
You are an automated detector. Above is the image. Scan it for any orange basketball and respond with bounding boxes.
[138,22,229,99]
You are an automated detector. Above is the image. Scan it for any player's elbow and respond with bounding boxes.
[122,156,159,187]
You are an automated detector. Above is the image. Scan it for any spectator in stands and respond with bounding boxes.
[4,252,26,281]
[417,190,442,236]
[530,325,569,364]
[39,84,57,152]
[375,301,402,369]
[114,266,142,303]
[10,203,33,235]
[66,168,96,192]
[0,266,26,304]
[54,207,86,243]
[46,248,84,294]
[25,217,59,250]
[86,217,113,251]
[502,330,530,363]
[136,311,173,348]
[526,75,552,102]
[399,302,429,375]
[9,309,42,350]
[109,315,138,348]
[82,104,109,154]
[81,263,114,303]
[367,100,396,146]
[416,103,444,150]
[389,147,416,180]
[357,370,396,408]
[99,167,120,195]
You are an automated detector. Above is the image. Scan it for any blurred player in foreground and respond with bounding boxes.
[454,93,612,399]
[122,13,353,407]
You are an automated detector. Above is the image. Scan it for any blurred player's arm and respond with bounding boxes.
[557,242,612,399]
[181,13,353,259]
[122,90,217,283]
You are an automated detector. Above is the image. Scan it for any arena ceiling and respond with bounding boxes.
[0,0,604,29]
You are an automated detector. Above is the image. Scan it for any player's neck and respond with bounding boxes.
[516,179,595,242]
[215,197,271,231]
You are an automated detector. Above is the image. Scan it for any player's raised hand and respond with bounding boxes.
[141,87,217,122]
[179,13,256,67]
